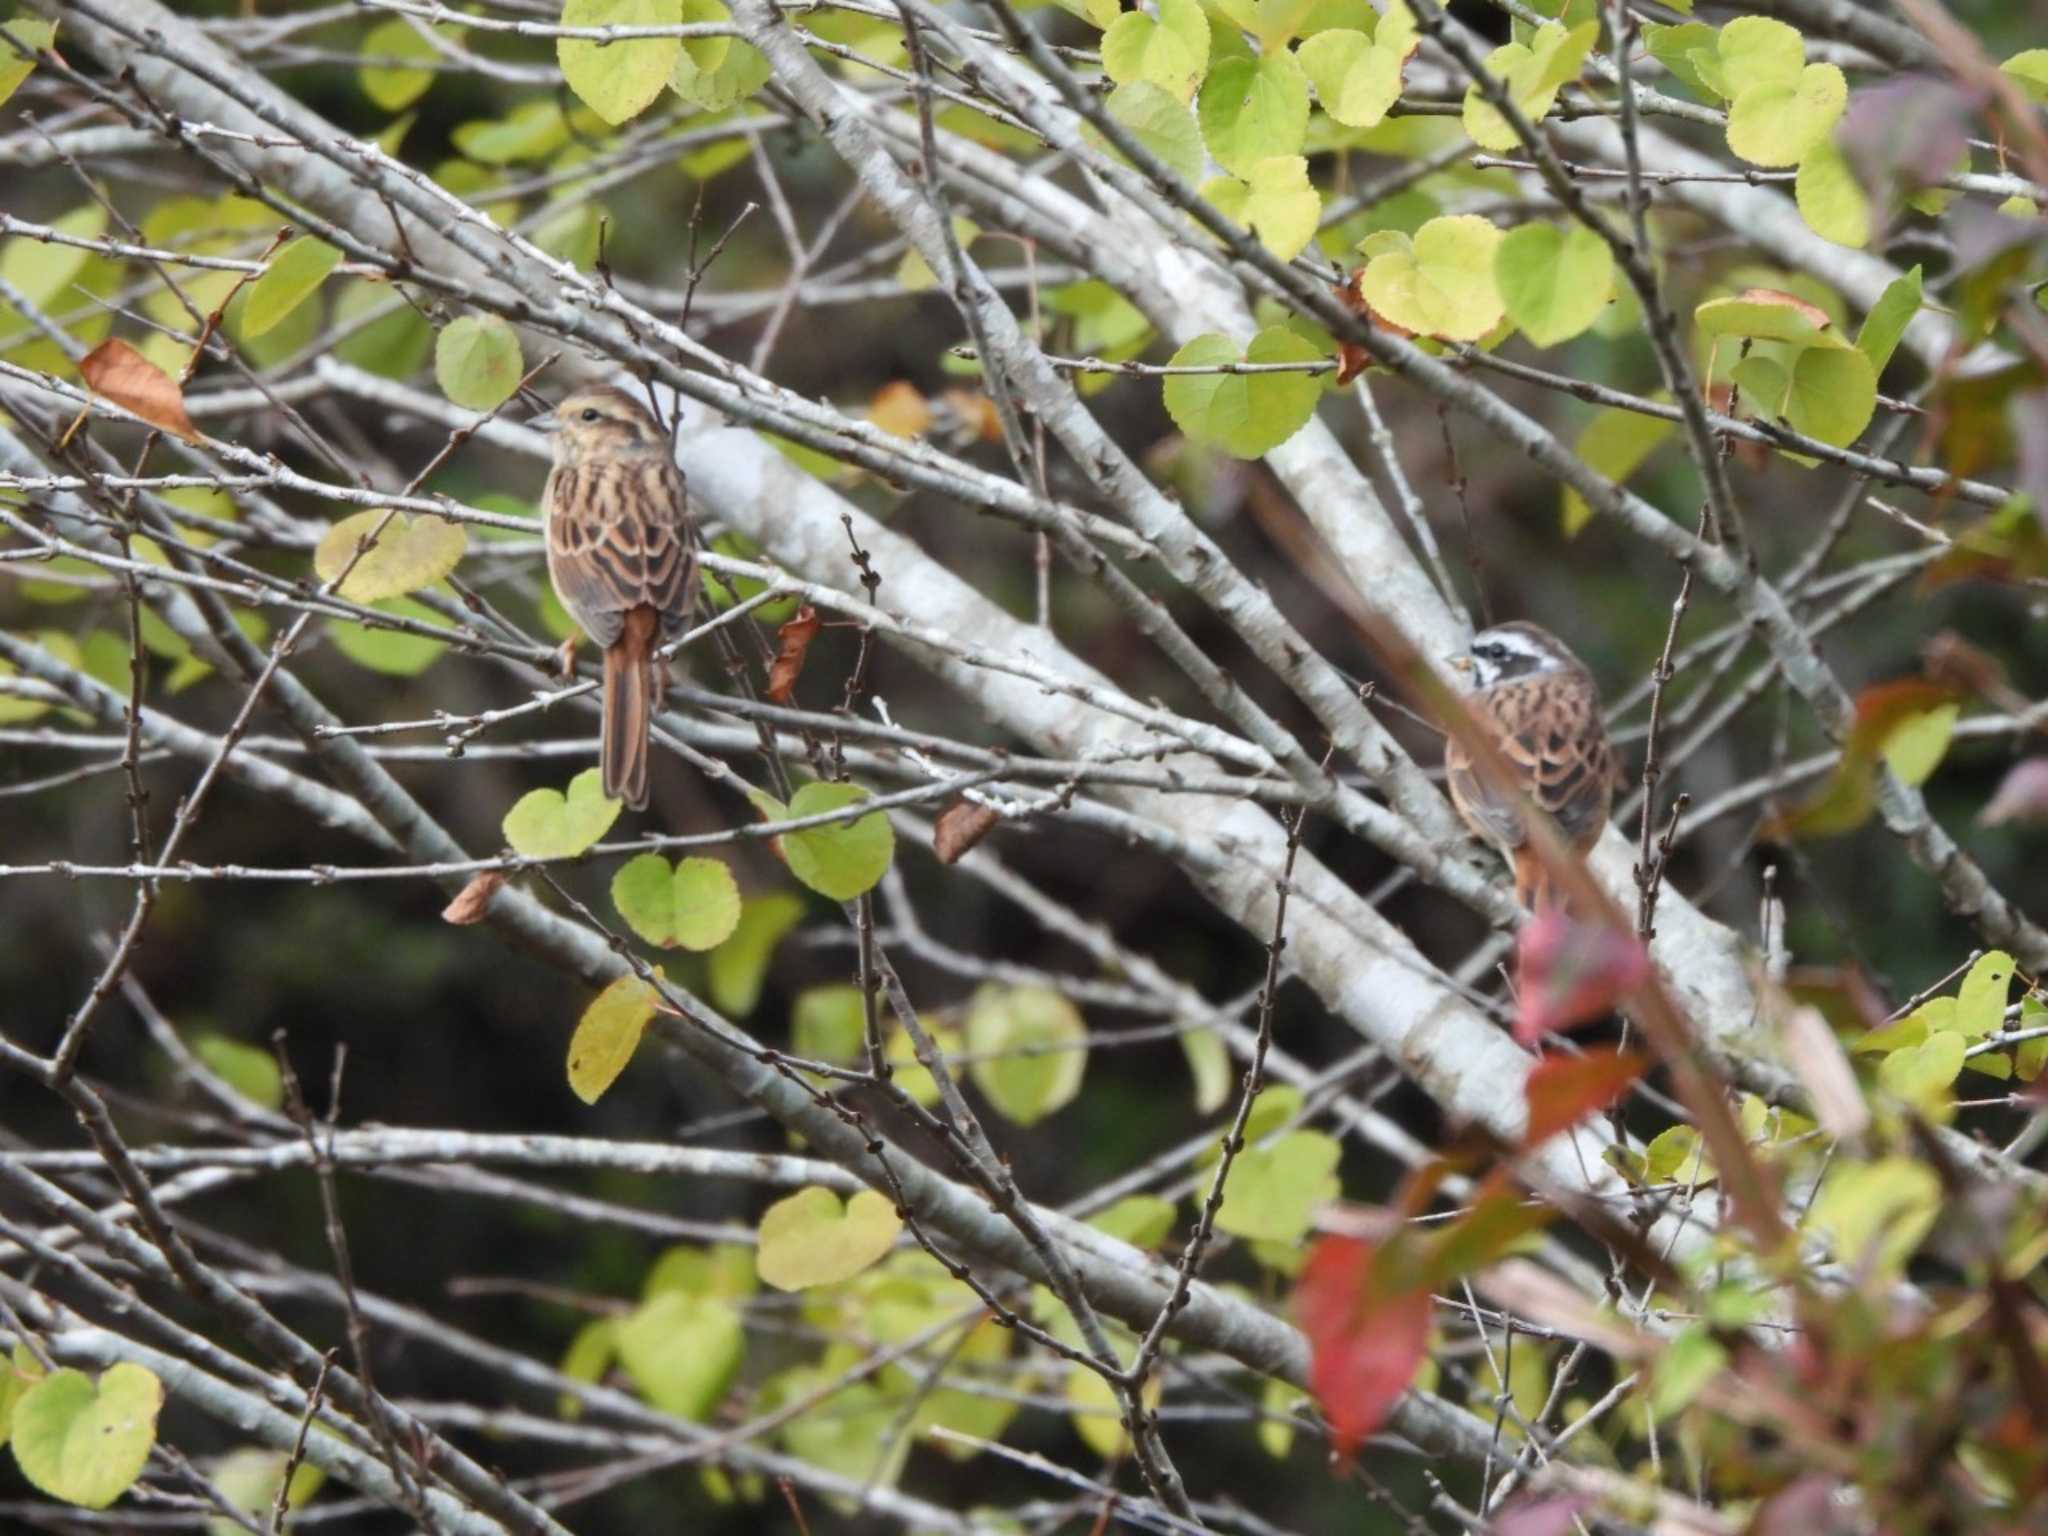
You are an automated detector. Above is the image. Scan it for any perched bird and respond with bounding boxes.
[541,385,698,810]
[1444,621,1615,912]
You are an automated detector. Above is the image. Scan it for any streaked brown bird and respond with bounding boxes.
[541,385,698,810]
[1444,621,1615,912]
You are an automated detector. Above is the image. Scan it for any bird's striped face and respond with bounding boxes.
[1456,622,1578,690]
[548,386,668,465]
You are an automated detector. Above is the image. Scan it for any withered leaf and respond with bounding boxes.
[79,339,200,443]
[441,869,507,925]
[765,604,820,705]
[933,799,1000,865]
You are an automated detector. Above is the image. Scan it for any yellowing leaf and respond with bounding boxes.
[1810,1157,1940,1272]
[610,853,742,951]
[615,1291,742,1419]
[756,1186,903,1290]
[206,1448,324,1536]
[1203,155,1322,261]
[1099,79,1204,185]
[1296,27,1403,129]
[1881,703,1956,787]
[0,20,55,111]
[1214,1129,1340,1242]
[1727,62,1846,167]
[313,510,465,601]
[11,1364,162,1511]
[434,313,524,411]
[566,969,662,1104]
[1462,21,1598,152]
[1358,213,1505,340]
[965,983,1087,1125]
[1795,139,1869,248]
[359,17,453,112]
[1102,0,1209,101]
[1714,15,1803,92]
[559,0,683,126]
[1955,950,2016,1038]
[503,767,623,859]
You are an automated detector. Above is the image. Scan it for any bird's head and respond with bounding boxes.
[541,386,668,463]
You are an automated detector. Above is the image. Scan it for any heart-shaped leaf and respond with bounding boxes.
[559,0,682,126]
[1358,214,1505,340]
[1162,326,1324,459]
[1201,155,1322,261]
[566,968,662,1104]
[611,853,742,951]
[1095,81,1204,186]
[1727,61,1846,167]
[1496,221,1613,347]
[1197,52,1309,178]
[243,236,341,338]
[614,1291,743,1419]
[1101,0,1208,101]
[705,892,803,1016]
[504,768,622,859]
[1215,1129,1341,1241]
[11,1363,163,1511]
[206,1447,325,1536]
[1462,21,1597,152]
[964,983,1088,1126]
[1296,28,1404,129]
[756,1185,903,1290]
[764,781,895,901]
[434,313,523,411]
[314,510,465,601]
[1794,139,1869,248]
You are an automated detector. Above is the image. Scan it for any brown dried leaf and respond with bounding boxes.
[79,339,200,442]
[1732,285,1832,332]
[868,380,932,440]
[938,388,1005,445]
[441,870,506,925]
[765,604,820,704]
[1778,1004,1870,1140]
[933,800,1000,865]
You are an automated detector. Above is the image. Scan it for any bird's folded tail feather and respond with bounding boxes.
[602,606,659,811]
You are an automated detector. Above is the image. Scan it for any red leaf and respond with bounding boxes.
[1522,1047,1646,1144]
[1980,758,2048,827]
[1513,911,1649,1047]
[1295,1235,1432,1457]
[79,338,200,442]
[765,605,820,704]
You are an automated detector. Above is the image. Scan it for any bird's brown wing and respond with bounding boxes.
[546,455,698,648]
[1447,674,1615,853]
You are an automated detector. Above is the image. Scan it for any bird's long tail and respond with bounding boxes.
[602,606,659,810]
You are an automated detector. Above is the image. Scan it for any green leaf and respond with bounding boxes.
[964,984,1087,1126]
[1496,221,1612,347]
[611,854,742,951]
[434,314,524,411]
[1881,703,1956,787]
[1213,1129,1339,1242]
[1877,1027,1965,1109]
[1296,28,1403,129]
[359,17,450,112]
[644,1242,756,1301]
[1727,62,1846,167]
[1955,951,2016,1038]
[1161,326,1324,459]
[2002,49,2048,105]
[328,596,448,676]
[333,280,435,379]
[790,983,865,1073]
[1794,139,1868,248]
[1202,155,1322,261]
[313,510,465,602]
[0,21,56,111]
[206,1448,325,1536]
[566,969,662,1104]
[11,1364,162,1510]
[452,100,569,164]
[1180,1026,1231,1114]
[1856,266,1921,374]
[615,1291,743,1419]
[1093,80,1204,186]
[3,202,108,313]
[757,1186,903,1290]
[1560,401,1675,535]
[1715,15,1803,91]
[1696,288,1833,344]
[1461,21,1598,153]
[759,781,894,901]
[668,0,768,109]
[1852,998,1945,1054]
[555,1318,617,1419]
[1644,1124,1715,1185]
[503,767,623,859]
[1643,22,1716,99]
[1810,1157,1940,1272]
[1102,0,1209,101]
[706,892,802,1015]
[1358,213,1506,340]
[190,1032,283,1111]
[1650,1326,1727,1417]
[1782,341,1876,447]
[559,0,683,126]
[242,237,342,339]
[1198,52,1310,178]
[1089,1194,1177,1248]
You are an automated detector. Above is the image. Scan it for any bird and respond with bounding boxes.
[541,384,698,811]
[1443,621,1615,912]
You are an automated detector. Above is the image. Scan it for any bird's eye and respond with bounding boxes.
[580,407,601,423]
